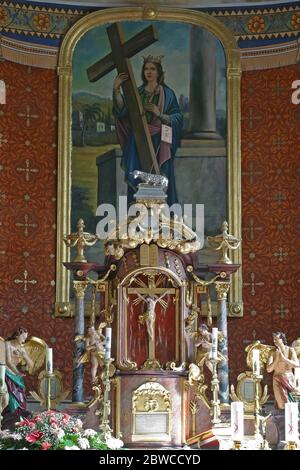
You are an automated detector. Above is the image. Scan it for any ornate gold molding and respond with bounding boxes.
[230,370,269,414]
[56,7,242,315]
[133,382,171,412]
[73,280,88,299]
[132,381,172,441]
[214,281,231,301]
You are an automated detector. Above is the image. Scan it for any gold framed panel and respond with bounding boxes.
[117,266,182,368]
[132,381,172,442]
[56,7,242,317]
[230,370,264,414]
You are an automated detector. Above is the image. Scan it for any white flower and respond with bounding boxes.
[0,430,13,439]
[50,427,65,439]
[75,419,83,429]
[77,437,90,450]
[19,448,29,450]
[64,445,80,450]
[82,429,97,438]
[57,429,65,439]
[106,436,124,450]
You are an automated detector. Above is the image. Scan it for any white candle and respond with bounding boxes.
[285,403,299,442]
[105,327,112,359]
[0,364,5,392]
[46,348,53,375]
[231,401,244,442]
[252,349,260,376]
[211,328,218,360]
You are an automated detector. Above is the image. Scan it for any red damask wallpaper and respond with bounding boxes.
[228,64,300,386]
[0,60,300,396]
[0,61,73,392]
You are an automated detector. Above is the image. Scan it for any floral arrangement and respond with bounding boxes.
[0,410,124,450]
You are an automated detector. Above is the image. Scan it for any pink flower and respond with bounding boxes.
[41,442,52,450]
[62,414,70,424]
[16,418,33,427]
[50,417,59,426]
[25,431,44,443]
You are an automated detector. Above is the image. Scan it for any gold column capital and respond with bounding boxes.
[215,281,231,301]
[73,280,88,298]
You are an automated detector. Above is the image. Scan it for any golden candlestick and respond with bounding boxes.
[285,441,298,450]
[259,413,271,450]
[99,358,114,440]
[252,372,263,439]
[45,373,54,411]
[231,440,242,450]
[209,357,221,424]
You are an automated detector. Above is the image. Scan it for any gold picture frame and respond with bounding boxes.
[56,6,241,317]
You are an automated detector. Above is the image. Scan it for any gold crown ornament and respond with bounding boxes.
[143,55,164,64]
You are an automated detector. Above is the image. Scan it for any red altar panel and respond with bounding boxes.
[127,292,177,367]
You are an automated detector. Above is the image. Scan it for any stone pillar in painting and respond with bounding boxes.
[187,26,221,140]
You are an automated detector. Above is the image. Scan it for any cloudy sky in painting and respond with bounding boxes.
[73,20,226,110]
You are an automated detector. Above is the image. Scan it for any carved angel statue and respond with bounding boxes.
[267,332,299,409]
[188,363,203,386]
[0,327,47,418]
[192,323,225,374]
[77,322,107,384]
[246,333,300,410]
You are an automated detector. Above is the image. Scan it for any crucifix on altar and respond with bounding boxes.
[87,22,160,174]
[128,283,175,369]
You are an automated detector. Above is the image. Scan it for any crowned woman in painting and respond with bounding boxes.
[113,55,183,205]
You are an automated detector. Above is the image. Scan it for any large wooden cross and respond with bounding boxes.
[128,285,175,362]
[87,22,160,174]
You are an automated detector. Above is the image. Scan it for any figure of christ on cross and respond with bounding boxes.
[137,292,169,361]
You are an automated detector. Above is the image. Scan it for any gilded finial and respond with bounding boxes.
[64,218,98,263]
[207,221,241,264]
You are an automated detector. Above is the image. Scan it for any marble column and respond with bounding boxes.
[187,26,221,140]
[72,280,87,403]
[215,280,230,404]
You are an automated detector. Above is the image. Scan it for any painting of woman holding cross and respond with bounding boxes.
[71,19,227,251]
[113,54,183,205]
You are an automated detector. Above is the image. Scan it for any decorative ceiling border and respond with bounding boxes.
[0,1,300,42]
[209,6,300,41]
[0,1,87,40]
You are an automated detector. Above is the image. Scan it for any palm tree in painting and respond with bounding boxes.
[81,103,103,146]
